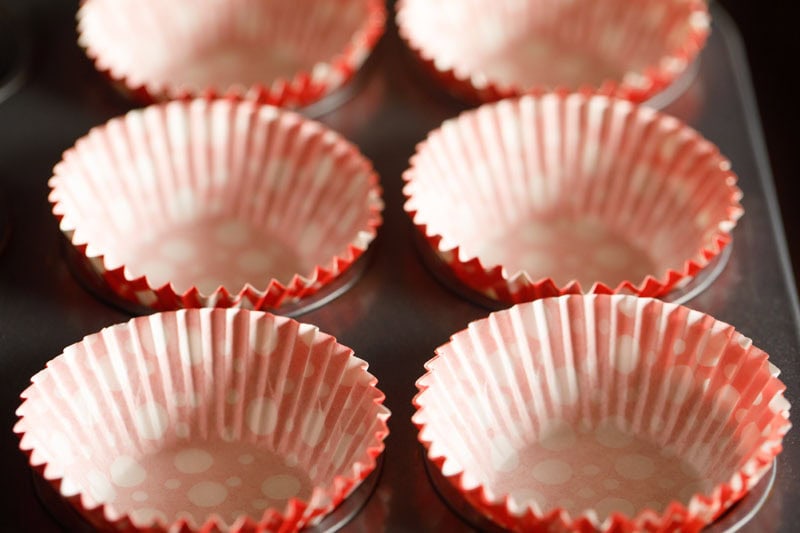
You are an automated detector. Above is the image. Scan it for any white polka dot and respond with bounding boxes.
[666,365,695,404]
[539,421,576,451]
[617,298,637,318]
[238,249,272,273]
[595,497,635,519]
[297,323,317,347]
[238,454,255,465]
[578,487,596,499]
[531,459,573,485]
[130,508,167,525]
[246,397,278,435]
[227,477,242,487]
[595,419,633,448]
[262,475,301,500]
[302,409,327,446]
[613,335,639,374]
[162,239,195,262]
[252,499,268,510]
[714,384,740,411]
[132,491,148,502]
[769,393,790,413]
[615,454,656,480]
[184,332,204,366]
[724,364,738,380]
[250,327,278,356]
[753,393,763,406]
[284,454,299,467]
[87,470,116,503]
[134,401,168,440]
[582,465,601,476]
[187,481,228,507]
[215,220,251,246]
[221,426,235,442]
[319,382,331,397]
[673,339,686,355]
[490,436,519,472]
[175,422,190,438]
[110,456,147,487]
[174,448,214,474]
[553,367,578,405]
[96,358,123,391]
[603,478,620,490]
[165,479,181,490]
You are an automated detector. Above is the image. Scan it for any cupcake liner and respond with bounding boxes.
[77,0,386,107]
[15,308,391,532]
[413,294,790,532]
[396,0,710,105]
[403,93,743,304]
[49,99,383,312]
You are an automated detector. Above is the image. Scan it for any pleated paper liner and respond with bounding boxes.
[396,0,709,105]
[49,99,383,313]
[413,295,791,532]
[403,93,743,306]
[421,455,777,533]
[77,0,386,108]
[15,308,391,532]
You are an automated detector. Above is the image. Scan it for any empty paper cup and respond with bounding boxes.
[396,0,709,104]
[403,93,743,305]
[50,98,383,311]
[413,294,790,532]
[78,0,386,106]
[16,308,390,531]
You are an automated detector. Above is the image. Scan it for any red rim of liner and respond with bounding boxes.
[15,309,391,532]
[403,93,744,304]
[77,0,387,107]
[396,0,710,105]
[412,295,791,532]
[49,99,384,311]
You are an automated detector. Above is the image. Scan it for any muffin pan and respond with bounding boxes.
[0,1,797,531]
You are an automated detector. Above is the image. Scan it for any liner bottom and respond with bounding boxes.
[413,232,734,309]
[32,454,385,533]
[422,455,776,533]
[61,233,376,317]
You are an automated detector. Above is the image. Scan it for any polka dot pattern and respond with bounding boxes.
[484,420,711,521]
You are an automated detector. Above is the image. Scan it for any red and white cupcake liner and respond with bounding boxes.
[396,0,710,105]
[403,93,743,304]
[49,98,383,312]
[15,308,390,532]
[77,0,386,107]
[413,294,791,532]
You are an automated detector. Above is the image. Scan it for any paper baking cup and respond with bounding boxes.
[403,93,743,304]
[77,0,386,106]
[49,98,383,312]
[16,308,390,532]
[413,295,790,532]
[396,0,709,104]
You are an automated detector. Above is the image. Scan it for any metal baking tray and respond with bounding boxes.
[0,1,797,531]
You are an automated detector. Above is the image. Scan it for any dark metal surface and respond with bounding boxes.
[0,1,796,532]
